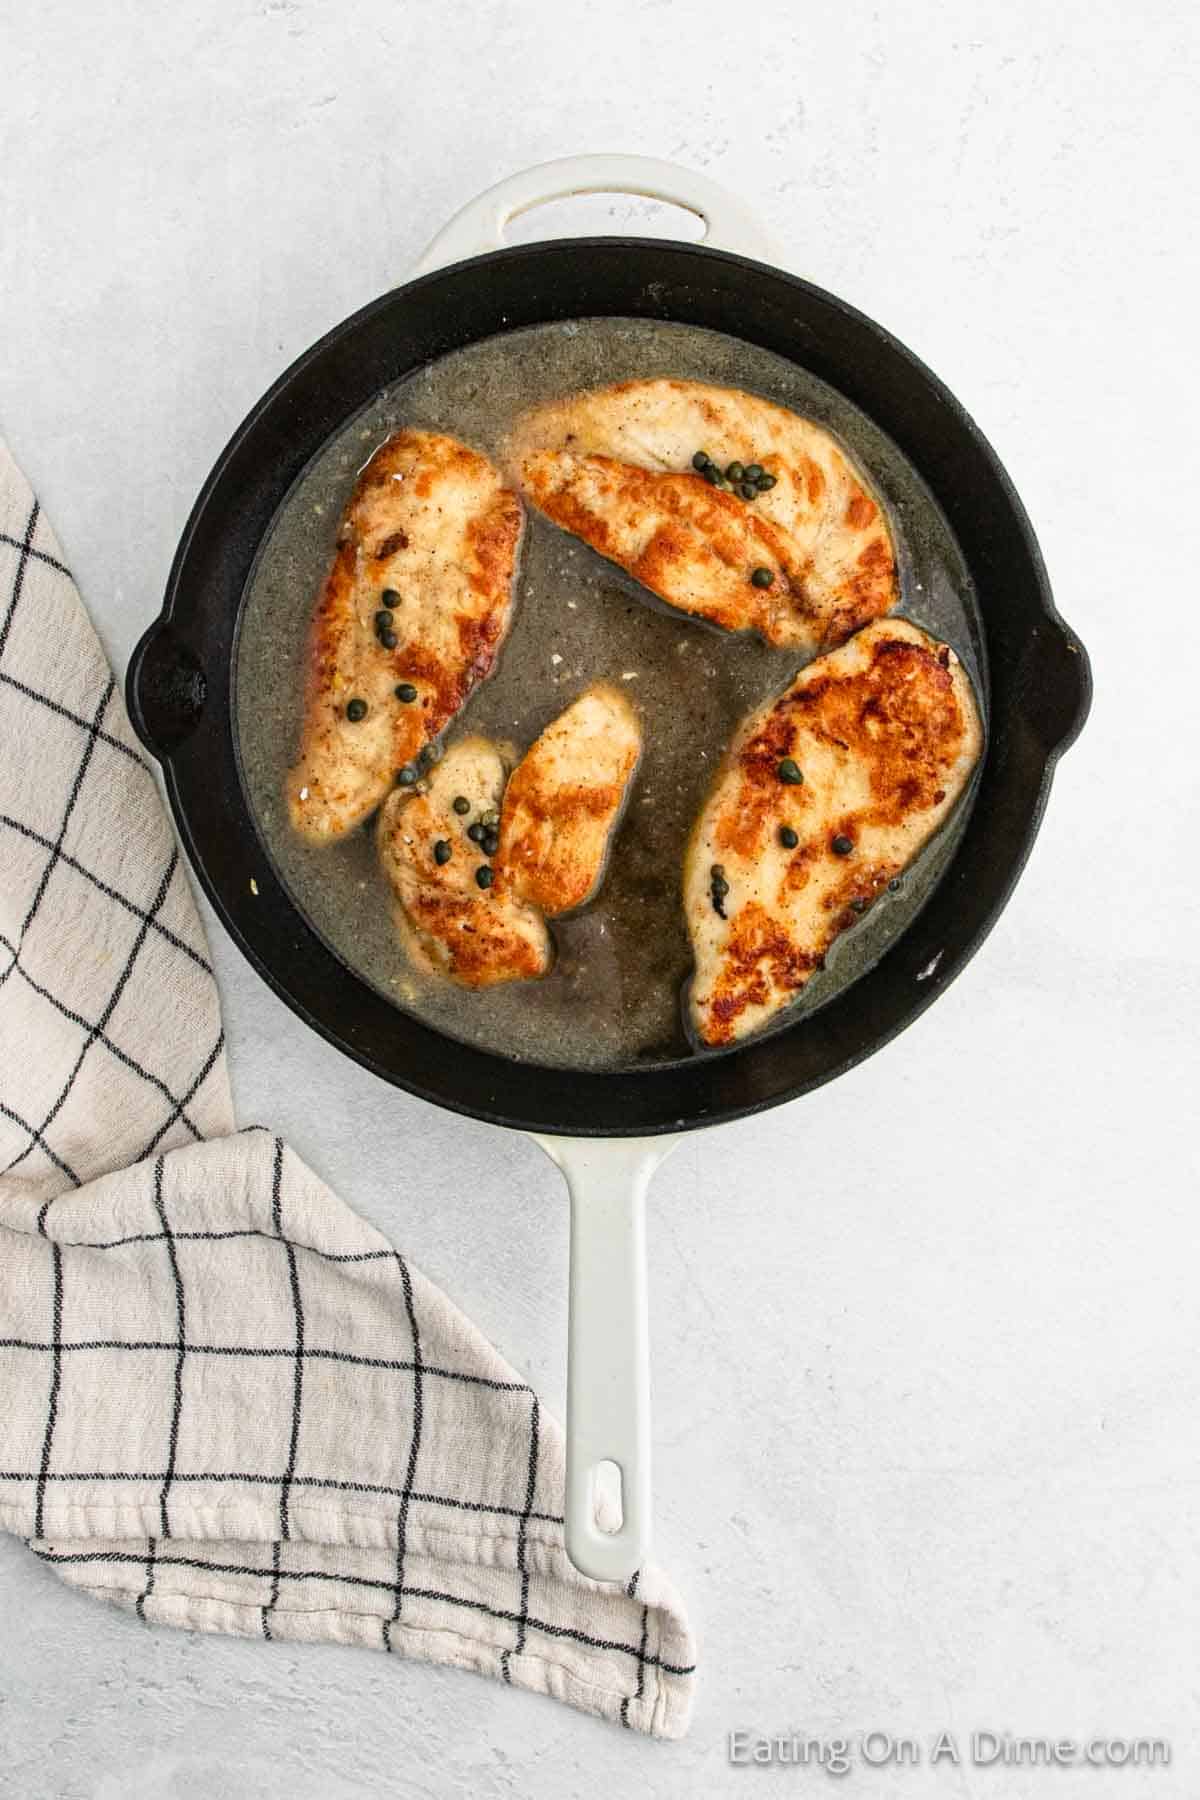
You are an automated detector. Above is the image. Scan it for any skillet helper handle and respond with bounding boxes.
[532,1134,678,1584]
[411,153,778,274]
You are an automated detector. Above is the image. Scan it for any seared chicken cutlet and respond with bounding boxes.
[498,683,641,916]
[288,430,522,844]
[379,685,641,989]
[685,619,983,1046]
[377,738,550,989]
[509,379,896,651]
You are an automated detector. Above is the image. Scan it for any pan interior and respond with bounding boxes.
[235,317,986,1072]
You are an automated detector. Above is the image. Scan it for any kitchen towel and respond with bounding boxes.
[0,441,695,1738]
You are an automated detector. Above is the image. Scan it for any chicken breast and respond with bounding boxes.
[497,683,642,916]
[685,619,983,1047]
[377,737,550,989]
[379,685,641,989]
[509,379,896,651]
[287,430,522,845]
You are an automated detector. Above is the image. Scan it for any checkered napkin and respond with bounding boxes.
[0,441,695,1737]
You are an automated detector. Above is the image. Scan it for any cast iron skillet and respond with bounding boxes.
[126,157,1092,1580]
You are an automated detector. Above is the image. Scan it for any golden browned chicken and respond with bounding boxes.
[509,379,896,651]
[378,684,642,989]
[684,619,983,1047]
[497,682,641,916]
[377,737,550,989]
[287,430,522,845]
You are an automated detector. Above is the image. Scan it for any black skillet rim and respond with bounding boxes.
[127,238,1092,1137]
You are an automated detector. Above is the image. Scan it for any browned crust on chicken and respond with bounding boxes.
[377,738,550,989]
[510,379,896,651]
[379,686,641,990]
[496,683,642,917]
[685,619,983,1046]
[287,430,522,844]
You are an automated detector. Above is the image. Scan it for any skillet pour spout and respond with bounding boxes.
[128,619,208,756]
[1019,611,1093,759]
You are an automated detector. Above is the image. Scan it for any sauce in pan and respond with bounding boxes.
[236,318,985,1070]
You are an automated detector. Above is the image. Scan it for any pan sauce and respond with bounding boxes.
[236,318,986,1070]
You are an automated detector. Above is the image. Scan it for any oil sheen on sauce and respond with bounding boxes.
[236,318,986,1071]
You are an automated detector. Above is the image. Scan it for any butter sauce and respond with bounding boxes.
[236,318,984,1070]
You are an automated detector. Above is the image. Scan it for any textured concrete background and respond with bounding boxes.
[2,1,1198,1794]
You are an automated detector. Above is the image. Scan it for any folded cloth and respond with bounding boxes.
[0,441,695,1737]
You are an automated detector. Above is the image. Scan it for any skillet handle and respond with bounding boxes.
[530,1132,679,1584]
[412,154,778,275]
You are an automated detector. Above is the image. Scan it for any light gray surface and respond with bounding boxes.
[1,2,1197,1795]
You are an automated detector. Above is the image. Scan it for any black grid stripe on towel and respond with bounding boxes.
[0,442,695,1737]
